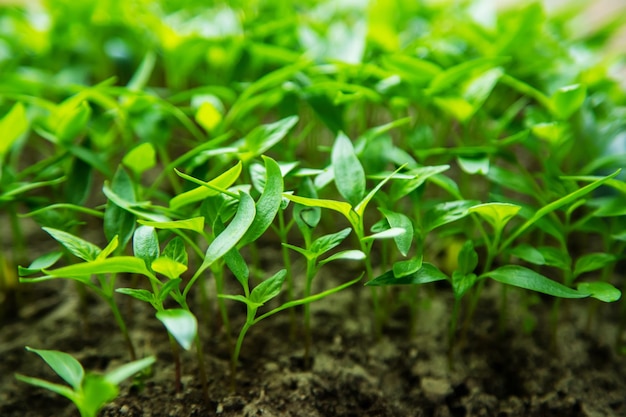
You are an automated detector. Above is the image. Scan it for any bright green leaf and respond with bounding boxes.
[366,263,448,286]
[573,253,616,277]
[122,143,156,176]
[249,269,287,305]
[484,265,586,299]
[24,347,84,390]
[152,257,187,279]
[139,217,205,233]
[43,227,101,262]
[577,282,621,303]
[332,132,365,207]
[156,309,197,350]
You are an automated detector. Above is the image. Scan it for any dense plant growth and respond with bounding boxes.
[1,0,625,413]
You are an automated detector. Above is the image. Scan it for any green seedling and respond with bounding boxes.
[15,347,155,417]
[284,227,365,365]
[222,247,362,389]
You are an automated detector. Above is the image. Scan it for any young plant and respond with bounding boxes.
[15,347,155,417]
[283,226,365,365]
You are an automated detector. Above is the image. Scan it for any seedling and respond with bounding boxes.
[15,347,155,417]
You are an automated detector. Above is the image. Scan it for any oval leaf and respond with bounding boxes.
[156,309,197,350]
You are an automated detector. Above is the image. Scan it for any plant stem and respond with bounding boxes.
[231,307,255,392]
[448,298,461,369]
[303,257,317,368]
[168,333,182,394]
[106,296,137,361]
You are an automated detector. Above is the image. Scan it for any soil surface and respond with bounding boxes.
[2,247,626,417]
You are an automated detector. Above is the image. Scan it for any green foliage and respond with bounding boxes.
[6,0,626,402]
[15,347,155,417]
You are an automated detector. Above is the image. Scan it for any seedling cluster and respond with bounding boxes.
[2,0,625,413]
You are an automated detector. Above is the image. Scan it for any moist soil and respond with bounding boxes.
[2,248,626,417]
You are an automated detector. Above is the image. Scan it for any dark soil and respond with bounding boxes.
[2,250,626,417]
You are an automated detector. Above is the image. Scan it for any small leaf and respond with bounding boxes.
[78,374,118,417]
[284,194,353,220]
[551,84,586,119]
[195,101,222,132]
[484,265,586,299]
[318,250,366,266]
[293,178,322,232]
[156,309,198,350]
[170,161,242,210]
[0,102,28,158]
[55,100,91,143]
[457,240,478,276]
[424,200,478,232]
[115,288,155,304]
[44,257,153,279]
[392,256,423,278]
[452,272,477,299]
[43,227,101,262]
[224,248,250,288]
[508,244,545,265]
[361,227,405,242]
[139,217,205,233]
[577,282,621,303]
[310,228,351,256]
[240,156,283,246]
[249,269,287,305]
[105,356,156,385]
[162,237,188,266]
[97,236,119,260]
[19,251,63,276]
[104,167,137,247]
[332,132,365,206]
[24,347,84,390]
[239,115,299,161]
[133,226,159,267]
[196,192,256,277]
[379,208,413,256]
[573,253,617,277]
[366,263,448,286]
[468,202,521,232]
[122,143,156,176]
[457,155,490,175]
[152,257,187,280]
[158,278,183,302]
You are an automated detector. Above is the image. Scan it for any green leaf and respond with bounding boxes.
[484,265,587,299]
[158,278,183,303]
[379,208,413,256]
[310,228,351,256]
[18,251,63,276]
[503,170,621,249]
[152,257,187,280]
[162,237,188,266]
[195,101,222,133]
[55,100,91,143]
[0,102,28,159]
[366,263,448,286]
[468,202,521,232]
[249,269,287,305]
[170,161,242,210]
[452,272,477,300]
[43,257,153,280]
[318,250,365,266]
[115,288,155,304]
[361,227,405,242]
[284,194,353,221]
[573,253,617,277]
[577,282,621,303]
[43,227,101,262]
[332,132,365,207]
[508,244,545,265]
[538,246,571,270]
[424,200,478,232]
[133,226,159,267]
[551,84,586,119]
[156,309,198,350]
[392,256,423,278]
[122,143,156,176]
[78,374,118,417]
[293,178,321,232]
[389,165,450,201]
[104,168,137,247]
[224,248,250,288]
[97,236,119,260]
[240,156,283,246]
[354,165,405,218]
[138,217,205,233]
[239,116,299,161]
[104,356,156,385]
[457,155,490,175]
[196,192,256,278]
[24,347,84,390]
[457,240,478,276]
[14,373,78,405]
